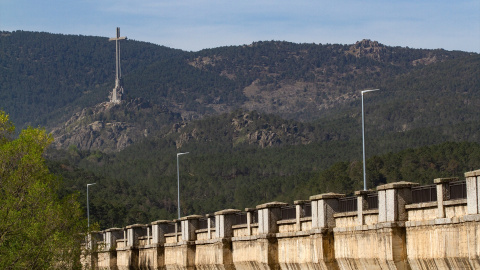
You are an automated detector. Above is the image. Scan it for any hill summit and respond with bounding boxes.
[1,31,478,154]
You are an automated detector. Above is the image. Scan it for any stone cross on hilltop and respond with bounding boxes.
[108,27,127,104]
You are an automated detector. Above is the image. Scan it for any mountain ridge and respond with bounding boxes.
[1,30,479,154]
[1,31,475,128]
[2,31,478,227]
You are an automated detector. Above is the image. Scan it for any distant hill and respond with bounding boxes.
[2,30,480,228]
[0,30,186,129]
[1,31,478,137]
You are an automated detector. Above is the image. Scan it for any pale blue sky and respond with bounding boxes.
[1,0,479,52]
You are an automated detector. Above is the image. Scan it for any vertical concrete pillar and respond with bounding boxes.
[256,201,288,234]
[151,220,170,245]
[377,182,418,223]
[97,228,123,269]
[126,224,147,247]
[214,209,241,238]
[84,232,101,269]
[117,224,146,269]
[87,231,103,250]
[355,190,374,226]
[165,216,201,270]
[180,215,203,241]
[434,177,458,218]
[466,169,480,215]
[310,193,345,229]
[294,200,309,231]
[304,194,342,270]
[143,220,169,270]
[104,228,123,250]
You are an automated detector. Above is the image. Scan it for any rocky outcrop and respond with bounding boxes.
[174,111,315,149]
[50,98,180,153]
[247,130,281,147]
[347,39,386,61]
[231,112,314,148]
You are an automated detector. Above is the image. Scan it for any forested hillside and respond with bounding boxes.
[48,140,480,228]
[1,30,479,229]
[1,31,477,132]
[0,31,186,129]
[46,108,480,228]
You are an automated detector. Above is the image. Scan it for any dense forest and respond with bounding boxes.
[1,31,478,130]
[48,140,480,229]
[46,108,480,228]
[0,31,186,128]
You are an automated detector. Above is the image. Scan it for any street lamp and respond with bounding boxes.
[361,89,380,191]
[87,183,97,228]
[177,152,189,219]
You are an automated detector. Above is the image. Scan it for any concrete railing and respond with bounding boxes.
[83,169,480,270]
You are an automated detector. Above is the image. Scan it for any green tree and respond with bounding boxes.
[0,111,86,269]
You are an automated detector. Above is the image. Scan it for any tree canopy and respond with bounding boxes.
[0,110,86,269]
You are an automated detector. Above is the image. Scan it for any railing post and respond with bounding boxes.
[466,169,480,215]
[104,228,123,250]
[309,193,345,229]
[173,220,180,242]
[85,231,101,269]
[87,231,102,250]
[97,228,122,269]
[377,182,418,223]
[126,224,147,247]
[206,214,215,239]
[434,177,458,218]
[355,190,374,225]
[180,215,203,242]
[214,209,241,238]
[123,228,127,246]
[118,224,146,270]
[151,220,170,245]
[245,208,256,236]
[256,202,288,234]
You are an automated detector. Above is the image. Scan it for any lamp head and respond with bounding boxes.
[361,89,380,95]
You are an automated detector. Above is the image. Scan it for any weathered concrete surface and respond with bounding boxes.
[116,247,139,270]
[81,250,98,270]
[84,170,480,270]
[277,231,338,270]
[97,250,117,270]
[406,203,437,221]
[138,245,164,270]
[406,217,480,270]
[232,235,278,270]
[164,242,195,270]
[334,225,409,270]
[195,239,234,270]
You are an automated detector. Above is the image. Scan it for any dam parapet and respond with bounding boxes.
[83,169,480,270]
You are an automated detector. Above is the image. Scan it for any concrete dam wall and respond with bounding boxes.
[82,169,480,270]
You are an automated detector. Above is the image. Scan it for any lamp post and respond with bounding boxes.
[361,89,380,191]
[87,183,97,228]
[177,152,189,219]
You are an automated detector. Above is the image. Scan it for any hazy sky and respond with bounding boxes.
[1,0,479,52]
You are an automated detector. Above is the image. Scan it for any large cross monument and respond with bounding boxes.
[108,27,127,104]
